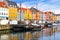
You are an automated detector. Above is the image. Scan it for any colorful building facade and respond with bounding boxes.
[30,7,43,20]
[24,9,33,20]
[8,1,18,20]
[51,15,57,22]
[0,1,57,24]
[45,12,54,21]
[43,13,46,21]
[56,14,60,21]
[18,8,27,21]
[0,2,8,20]
[8,7,18,20]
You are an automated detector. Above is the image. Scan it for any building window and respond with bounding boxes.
[0,13,1,15]
[0,12,1,15]
[2,13,3,15]
[2,8,3,11]
[4,13,5,15]
[15,6,16,8]
[10,5,12,7]
[4,8,5,11]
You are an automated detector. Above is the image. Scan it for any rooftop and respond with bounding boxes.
[0,2,7,8]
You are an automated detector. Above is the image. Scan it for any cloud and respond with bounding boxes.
[54,10,60,14]
[21,1,37,8]
[51,0,59,2]
[37,3,60,14]
[17,0,60,14]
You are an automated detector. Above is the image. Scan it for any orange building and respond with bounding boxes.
[36,12,41,20]
[0,2,7,7]
[30,8,43,20]
[45,12,49,21]
[45,11,53,21]
[32,13,36,20]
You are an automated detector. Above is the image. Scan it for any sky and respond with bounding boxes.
[11,0,60,14]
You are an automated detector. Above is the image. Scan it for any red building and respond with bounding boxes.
[0,2,7,8]
[45,11,53,21]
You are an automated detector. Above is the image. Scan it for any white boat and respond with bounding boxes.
[31,23,40,26]
[52,23,58,26]
[24,20,30,25]
[9,20,18,25]
[0,20,9,25]
[31,20,41,27]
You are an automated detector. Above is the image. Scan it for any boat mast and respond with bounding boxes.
[20,3,22,24]
[36,3,38,24]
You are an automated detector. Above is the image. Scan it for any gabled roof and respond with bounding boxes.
[7,1,17,7]
[19,7,41,13]
[19,8,27,10]
[30,7,40,12]
[0,2,7,8]
[45,11,53,14]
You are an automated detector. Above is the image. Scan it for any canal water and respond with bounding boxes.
[0,26,60,40]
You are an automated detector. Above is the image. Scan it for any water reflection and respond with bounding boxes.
[0,27,59,40]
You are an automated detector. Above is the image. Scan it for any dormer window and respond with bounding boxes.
[15,6,16,8]
[10,4,12,7]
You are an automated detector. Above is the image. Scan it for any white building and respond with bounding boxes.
[0,2,8,20]
[0,7,8,20]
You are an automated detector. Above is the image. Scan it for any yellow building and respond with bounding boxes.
[52,15,57,22]
[54,15,57,21]
[8,7,18,20]
[56,14,60,21]
[32,12,43,20]
[24,9,32,20]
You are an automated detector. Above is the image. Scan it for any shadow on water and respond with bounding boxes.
[0,29,42,40]
[0,28,42,35]
[0,26,59,40]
